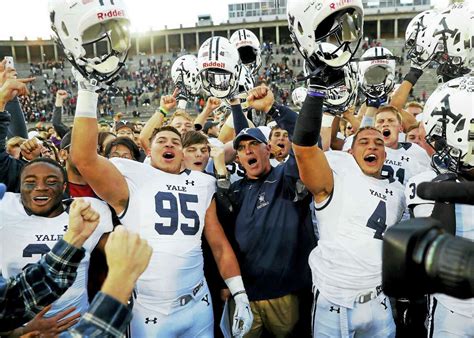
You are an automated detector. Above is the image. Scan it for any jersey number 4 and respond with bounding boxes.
[366,201,387,240]
[155,192,200,235]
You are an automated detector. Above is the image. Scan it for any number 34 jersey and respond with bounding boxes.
[0,194,113,317]
[311,151,405,308]
[111,158,216,305]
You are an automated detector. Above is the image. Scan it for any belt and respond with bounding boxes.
[356,285,383,304]
[176,280,204,307]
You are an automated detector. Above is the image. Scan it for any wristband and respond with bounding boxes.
[159,107,168,117]
[75,90,98,119]
[321,114,335,128]
[403,67,423,86]
[225,276,245,296]
[307,88,326,98]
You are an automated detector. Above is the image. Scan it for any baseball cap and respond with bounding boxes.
[115,121,135,132]
[233,127,268,150]
[203,121,219,134]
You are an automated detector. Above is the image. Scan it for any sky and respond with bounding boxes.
[0,0,246,40]
[0,0,448,41]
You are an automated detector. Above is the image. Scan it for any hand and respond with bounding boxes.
[0,78,35,110]
[0,59,18,85]
[270,144,283,157]
[105,226,152,279]
[55,89,68,107]
[232,293,253,337]
[160,88,179,112]
[23,305,80,337]
[247,86,274,113]
[102,226,152,304]
[342,106,355,120]
[63,198,101,248]
[205,97,221,112]
[20,138,43,161]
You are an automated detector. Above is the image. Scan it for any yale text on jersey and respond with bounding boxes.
[166,184,187,192]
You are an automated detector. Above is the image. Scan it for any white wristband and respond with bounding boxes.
[225,276,245,296]
[177,99,187,110]
[75,90,98,119]
[321,114,335,128]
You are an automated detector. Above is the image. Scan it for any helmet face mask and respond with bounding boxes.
[49,0,131,85]
[358,47,396,99]
[197,37,241,99]
[287,0,364,70]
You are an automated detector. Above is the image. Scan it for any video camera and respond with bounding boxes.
[382,181,474,299]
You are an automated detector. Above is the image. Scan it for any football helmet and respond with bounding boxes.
[303,43,358,115]
[291,86,307,108]
[422,4,472,81]
[405,9,439,68]
[423,76,474,174]
[287,0,364,70]
[197,37,241,99]
[49,0,131,85]
[358,47,396,99]
[230,29,262,75]
[171,54,201,98]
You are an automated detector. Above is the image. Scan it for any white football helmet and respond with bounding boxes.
[303,43,358,114]
[421,5,472,81]
[49,0,131,85]
[291,86,307,108]
[423,75,474,173]
[405,9,439,68]
[171,54,201,98]
[197,37,241,99]
[287,0,364,70]
[230,29,262,75]
[358,47,396,99]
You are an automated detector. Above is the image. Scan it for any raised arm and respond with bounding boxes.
[194,97,221,129]
[292,92,333,203]
[70,81,128,213]
[138,91,176,153]
[52,90,70,138]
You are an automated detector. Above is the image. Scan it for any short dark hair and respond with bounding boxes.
[181,130,209,149]
[20,157,68,184]
[351,126,383,149]
[149,126,182,144]
[104,136,141,161]
[269,126,286,139]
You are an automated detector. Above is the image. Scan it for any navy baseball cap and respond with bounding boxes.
[0,183,6,200]
[233,127,268,150]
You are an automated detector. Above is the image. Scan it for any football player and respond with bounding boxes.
[0,158,113,324]
[71,84,253,337]
[405,76,474,337]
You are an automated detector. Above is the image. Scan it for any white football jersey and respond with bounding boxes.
[0,194,113,318]
[382,142,430,186]
[310,151,405,308]
[406,170,474,317]
[110,158,216,310]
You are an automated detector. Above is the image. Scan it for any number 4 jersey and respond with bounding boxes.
[110,158,216,311]
[0,194,113,318]
[310,151,405,308]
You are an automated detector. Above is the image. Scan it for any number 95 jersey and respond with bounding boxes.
[111,159,216,305]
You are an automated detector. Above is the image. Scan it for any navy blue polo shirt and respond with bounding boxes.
[229,152,315,301]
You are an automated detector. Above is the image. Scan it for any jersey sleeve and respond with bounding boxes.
[325,150,359,176]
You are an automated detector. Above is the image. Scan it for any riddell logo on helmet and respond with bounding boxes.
[203,61,225,68]
[97,9,125,20]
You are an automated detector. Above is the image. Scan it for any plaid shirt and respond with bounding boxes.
[0,239,85,331]
[61,292,132,337]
